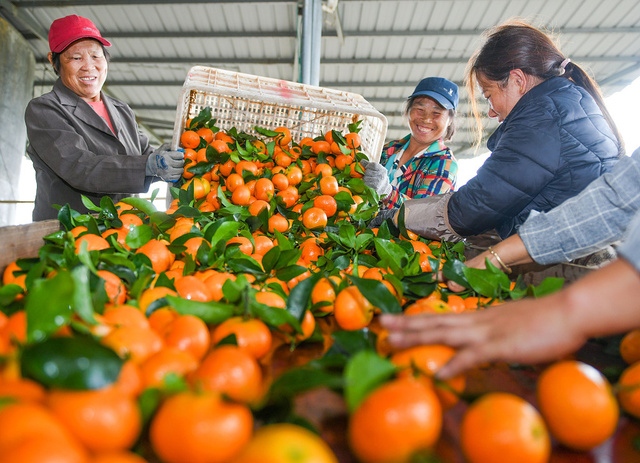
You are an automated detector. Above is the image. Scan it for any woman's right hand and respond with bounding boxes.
[146,150,185,182]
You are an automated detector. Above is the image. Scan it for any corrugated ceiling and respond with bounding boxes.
[3,0,640,158]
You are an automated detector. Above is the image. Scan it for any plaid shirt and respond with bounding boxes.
[379,134,457,209]
[519,149,640,270]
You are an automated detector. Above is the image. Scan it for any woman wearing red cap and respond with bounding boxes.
[361,77,459,210]
[25,15,184,221]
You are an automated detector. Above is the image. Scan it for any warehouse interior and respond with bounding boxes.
[1,0,640,224]
[2,3,640,461]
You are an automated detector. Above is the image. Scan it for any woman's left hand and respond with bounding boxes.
[361,159,392,196]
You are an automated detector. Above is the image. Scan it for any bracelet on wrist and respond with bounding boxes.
[487,246,512,274]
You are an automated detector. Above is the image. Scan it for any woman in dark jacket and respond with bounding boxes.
[377,20,623,241]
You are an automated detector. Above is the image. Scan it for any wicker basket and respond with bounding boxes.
[170,66,388,162]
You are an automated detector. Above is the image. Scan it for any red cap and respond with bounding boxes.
[48,15,111,53]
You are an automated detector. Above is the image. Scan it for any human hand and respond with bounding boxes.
[379,294,587,379]
[360,159,392,197]
[146,150,185,182]
[368,207,399,229]
[444,235,533,292]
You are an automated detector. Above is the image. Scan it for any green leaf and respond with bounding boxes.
[204,220,243,247]
[287,272,322,321]
[138,388,163,426]
[149,211,174,230]
[354,232,374,251]
[226,255,264,275]
[374,239,407,275]
[57,204,73,231]
[72,266,99,324]
[274,264,307,282]
[0,284,23,306]
[125,224,153,249]
[219,276,247,304]
[165,295,235,324]
[348,275,401,314]
[463,264,511,298]
[273,230,292,250]
[25,271,75,343]
[338,223,356,248]
[21,336,124,390]
[99,254,136,272]
[261,246,281,274]
[401,273,437,299]
[273,249,303,270]
[251,301,300,331]
[81,195,101,212]
[529,277,564,298]
[173,205,201,218]
[344,350,397,412]
[330,329,377,356]
[99,196,119,222]
[149,188,159,203]
[121,197,158,217]
[441,259,470,289]
[266,368,344,404]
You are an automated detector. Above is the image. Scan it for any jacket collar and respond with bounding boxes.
[52,79,120,137]
[511,76,568,113]
[487,77,569,149]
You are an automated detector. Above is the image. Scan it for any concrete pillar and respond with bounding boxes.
[0,17,35,226]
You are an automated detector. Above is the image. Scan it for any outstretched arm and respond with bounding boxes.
[381,257,640,379]
[446,234,533,291]
[446,149,640,291]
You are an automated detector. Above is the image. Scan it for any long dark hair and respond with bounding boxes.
[49,43,110,76]
[466,20,623,153]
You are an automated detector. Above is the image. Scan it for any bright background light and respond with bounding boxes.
[603,75,640,155]
[15,75,640,224]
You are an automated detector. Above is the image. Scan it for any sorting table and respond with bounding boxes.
[272,336,640,463]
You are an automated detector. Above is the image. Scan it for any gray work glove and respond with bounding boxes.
[368,207,399,229]
[361,159,392,197]
[145,149,185,182]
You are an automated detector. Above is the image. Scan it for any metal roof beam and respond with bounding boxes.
[33,79,458,88]
[0,0,47,40]
[599,62,640,86]
[31,55,640,66]
[125,103,480,118]
[13,0,296,5]
[21,27,640,41]
[96,26,640,39]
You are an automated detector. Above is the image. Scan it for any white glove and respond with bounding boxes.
[146,150,185,182]
[361,159,392,197]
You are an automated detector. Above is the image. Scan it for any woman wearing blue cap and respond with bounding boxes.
[375,20,622,243]
[361,77,459,210]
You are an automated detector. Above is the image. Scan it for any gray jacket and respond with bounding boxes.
[519,147,640,272]
[25,79,155,221]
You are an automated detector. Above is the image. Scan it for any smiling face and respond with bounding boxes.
[54,39,108,102]
[407,96,451,147]
[478,72,525,123]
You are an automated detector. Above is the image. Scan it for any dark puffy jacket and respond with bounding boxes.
[448,77,621,239]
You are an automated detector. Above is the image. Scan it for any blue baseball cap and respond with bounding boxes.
[408,77,459,110]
